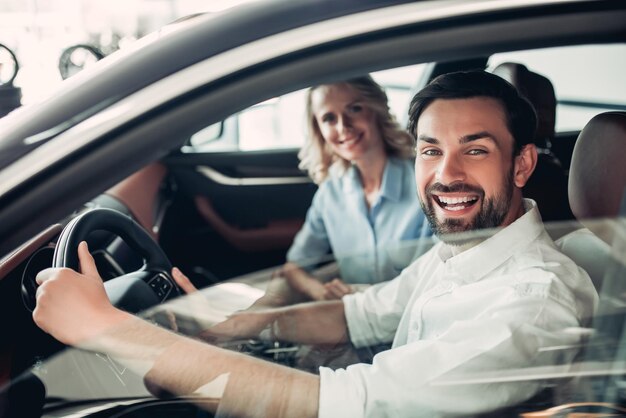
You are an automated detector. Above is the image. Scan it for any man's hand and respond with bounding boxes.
[33,241,128,346]
[171,267,199,294]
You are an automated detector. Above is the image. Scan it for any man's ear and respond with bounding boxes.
[513,144,538,188]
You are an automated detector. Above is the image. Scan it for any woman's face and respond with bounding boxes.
[310,84,385,163]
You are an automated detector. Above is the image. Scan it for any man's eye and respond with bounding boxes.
[421,149,441,157]
[467,149,487,156]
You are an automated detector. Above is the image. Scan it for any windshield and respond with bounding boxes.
[12,219,624,416]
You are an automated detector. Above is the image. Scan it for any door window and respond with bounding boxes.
[185,64,426,152]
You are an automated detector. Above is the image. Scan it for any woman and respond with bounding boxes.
[172,76,431,304]
[279,75,430,301]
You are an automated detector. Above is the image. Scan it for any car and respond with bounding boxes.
[0,0,625,416]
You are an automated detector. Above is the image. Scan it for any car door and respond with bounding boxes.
[160,92,317,283]
[162,147,316,284]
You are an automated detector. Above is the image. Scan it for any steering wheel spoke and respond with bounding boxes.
[145,271,177,302]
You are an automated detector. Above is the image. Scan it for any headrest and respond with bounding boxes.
[492,62,556,149]
[569,112,626,220]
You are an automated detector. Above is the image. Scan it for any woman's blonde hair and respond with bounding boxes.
[299,75,415,184]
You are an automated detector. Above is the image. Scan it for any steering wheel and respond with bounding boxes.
[14,208,184,401]
[53,208,182,313]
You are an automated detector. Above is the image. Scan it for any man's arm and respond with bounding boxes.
[171,265,350,345]
[144,336,319,418]
[37,296,320,417]
[204,299,349,345]
[32,242,338,417]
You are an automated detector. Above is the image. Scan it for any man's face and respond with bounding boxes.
[415,97,525,238]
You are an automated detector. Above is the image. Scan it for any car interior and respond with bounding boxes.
[0,28,625,416]
[155,51,602,289]
[491,61,573,223]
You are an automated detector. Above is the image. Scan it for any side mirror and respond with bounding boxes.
[58,44,105,80]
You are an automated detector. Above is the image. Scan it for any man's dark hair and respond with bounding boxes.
[407,71,537,155]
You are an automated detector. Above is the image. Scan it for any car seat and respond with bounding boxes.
[491,62,574,222]
[556,111,626,291]
[555,111,626,406]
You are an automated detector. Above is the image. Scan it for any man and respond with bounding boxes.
[34,71,597,417]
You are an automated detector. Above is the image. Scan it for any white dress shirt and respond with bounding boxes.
[318,200,598,418]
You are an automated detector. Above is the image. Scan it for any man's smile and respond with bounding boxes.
[420,168,515,238]
[432,193,480,213]
[426,181,484,218]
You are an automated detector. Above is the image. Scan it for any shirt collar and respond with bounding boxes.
[341,158,403,201]
[436,199,544,284]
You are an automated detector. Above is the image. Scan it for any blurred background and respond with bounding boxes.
[0,0,257,107]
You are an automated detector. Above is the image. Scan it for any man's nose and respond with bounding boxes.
[436,154,466,184]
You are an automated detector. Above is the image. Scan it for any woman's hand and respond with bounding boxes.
[280,262,329,301]
[323,278,354,299]
[282,263,354,301]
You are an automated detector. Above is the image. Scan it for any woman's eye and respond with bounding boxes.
[322,114,336,123]
[349,104,363,113]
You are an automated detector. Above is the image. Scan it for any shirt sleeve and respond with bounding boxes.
[343,276,406,348]
[343,260,426,348]
[286,187,331,267]
[320,285,584,418]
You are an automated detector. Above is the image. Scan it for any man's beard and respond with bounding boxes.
[420,169,514,243]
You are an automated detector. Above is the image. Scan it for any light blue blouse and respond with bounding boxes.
[287,157,431,284]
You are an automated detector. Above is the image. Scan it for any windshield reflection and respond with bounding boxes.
[11,221,626,416]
